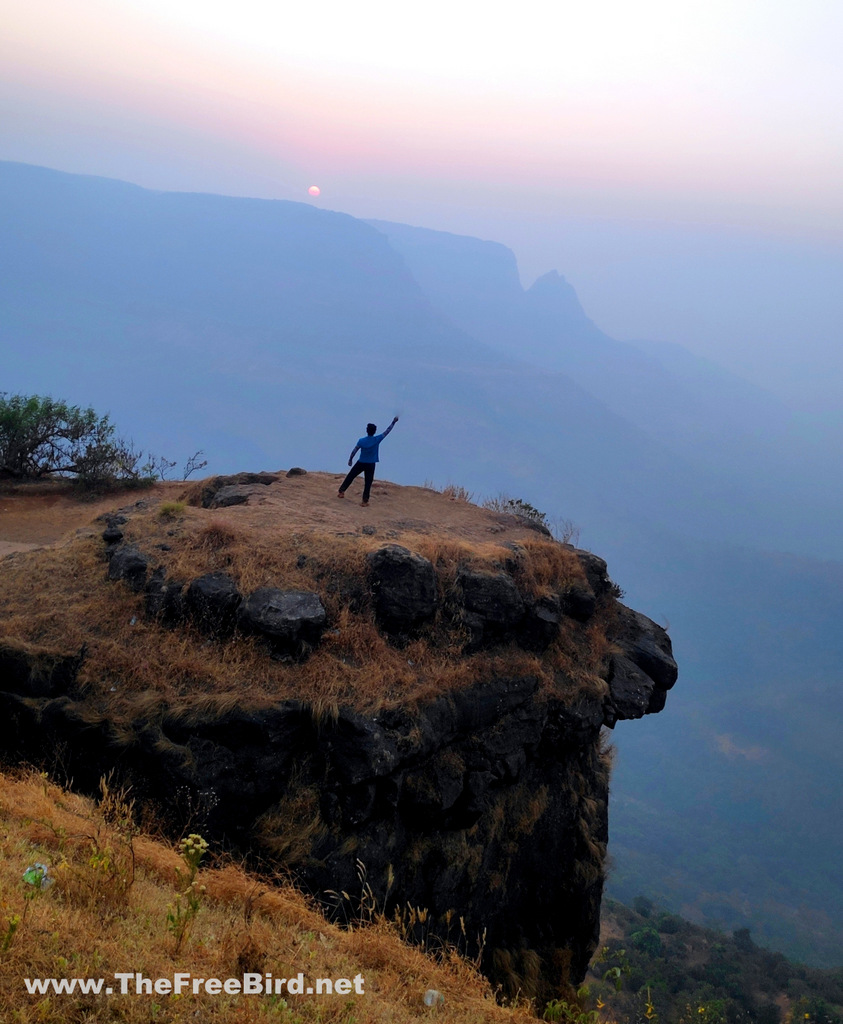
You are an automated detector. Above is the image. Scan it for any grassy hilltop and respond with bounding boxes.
[0,472,606,721]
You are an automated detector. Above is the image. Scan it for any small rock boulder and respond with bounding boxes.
[107,545,149,592]
[208,484,269,509]
[569,548,616,600]
[98,512,127,546]
[456,569,524,644]
[366,545,438,632]
[559,582,597,623]
[185,573,241,635]
[237,588,327,651]
[102,523,124,546]
[145,567,186,625]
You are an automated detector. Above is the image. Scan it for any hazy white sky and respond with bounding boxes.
[2,0,841,404]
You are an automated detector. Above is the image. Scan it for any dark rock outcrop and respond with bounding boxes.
[208,483,270,508]
[237,588,327,652]
[602,603,678,726]
[185,572,242,635]
[559,581,597,623]
[144,567,186,624]
[456,568,525,644]
[99,532,678,736]
[2,525,678,999]
[187,472,278,509]
[521,593,563,650]
[107,545,149,592]
[0,666,609,995]
[613,604,678,691]
[570,548,615,599]
[605,655,656,723]
[550,690,607,743]
[366,544,438,632]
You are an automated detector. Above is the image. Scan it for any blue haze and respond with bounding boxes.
[2,161,842,965]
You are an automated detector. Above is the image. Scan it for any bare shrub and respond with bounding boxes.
[440,483,476,503]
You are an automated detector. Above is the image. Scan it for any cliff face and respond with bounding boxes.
[0,475,676,999]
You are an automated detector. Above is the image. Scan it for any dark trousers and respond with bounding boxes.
[340,461,376,501]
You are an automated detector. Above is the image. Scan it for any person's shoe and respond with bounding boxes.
[337,491,344,498]
[361,500,369,507]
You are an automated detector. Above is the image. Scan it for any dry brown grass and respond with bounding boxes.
[0,483,620,1022]
[512,539,582,595]
[254,767,329,869]
[0,493,612,725]
[0,770,541,1024]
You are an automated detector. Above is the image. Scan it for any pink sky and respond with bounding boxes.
[1,0,841,404]
[3,0,840,232]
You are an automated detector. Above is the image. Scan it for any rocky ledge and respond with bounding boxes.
[101,512,675,723]
[0,499,677,1000]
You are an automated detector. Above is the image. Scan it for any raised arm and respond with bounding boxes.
[381,416,399,439]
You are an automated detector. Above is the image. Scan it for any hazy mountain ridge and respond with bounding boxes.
[2,161,841,966]
[368,217,838,560]
[366,217,787,434]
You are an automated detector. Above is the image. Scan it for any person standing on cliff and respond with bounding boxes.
[337,416,399,506]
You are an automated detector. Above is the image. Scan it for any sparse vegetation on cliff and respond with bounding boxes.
[0,393,205,491]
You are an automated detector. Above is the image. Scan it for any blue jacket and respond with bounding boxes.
[350,420,396,463]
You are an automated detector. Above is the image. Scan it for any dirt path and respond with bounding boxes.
[0,481,186,557]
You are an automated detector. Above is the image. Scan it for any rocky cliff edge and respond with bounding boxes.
[0,471,677,999]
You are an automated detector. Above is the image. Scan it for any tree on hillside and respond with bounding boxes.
[0,393,144,486]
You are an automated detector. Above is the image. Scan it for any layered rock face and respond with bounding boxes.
[0,510,676,999]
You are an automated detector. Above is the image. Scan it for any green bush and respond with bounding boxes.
[656,913,684,934]
[630,927,663,957]
[158,501,186,520]
[0,393,186,491]
[0,393,140,485]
